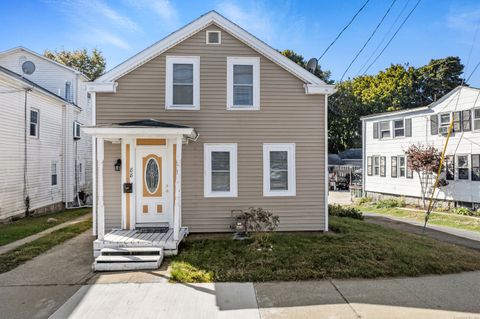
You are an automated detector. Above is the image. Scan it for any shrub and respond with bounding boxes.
[170,261,214,283]
[375,198,406,209]
[234,207,280,248]
[328,204,364,220]
[452,207,480,217]
[356,196,373,206]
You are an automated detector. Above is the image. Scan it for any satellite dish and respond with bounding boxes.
[306,58,318,73]
[22,61,36,75]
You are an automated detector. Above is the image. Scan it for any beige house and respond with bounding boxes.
[85,11,335,270]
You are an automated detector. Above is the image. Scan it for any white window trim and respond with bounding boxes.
[227,57,260,110]
[51,161,59,187]
[204,143,238,198]
[73,121,81,139]
[379,121,391,139]
[456,154,470,181]
[393,118,405,138]
[263,143,296,196]
[30,108,39,138]
[78,160,85,186]
[473,108,480,131]
[206,30,221,44]
[165,56,200,110]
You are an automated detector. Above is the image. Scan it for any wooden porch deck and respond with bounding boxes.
[93,227,188,257]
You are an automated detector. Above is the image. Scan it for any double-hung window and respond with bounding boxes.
[379,121,390,139]
[51,162,58,186]
[445,156,455,180]
[263,144,296,196]
[398,156,406,177]
[367,157,373,176]
[227,57,260,110]
[373,156,380,175]
[30,109,39,138]
[474,109,480,131]
[166,56,200,110]
[391,156,398,178]
[456,155,469,180]
[204,144,237,197]
[439,113,450,134]
[393,119,404,137]
[472,155,480,181]
[406,157,413,179]
[380,156,386,177]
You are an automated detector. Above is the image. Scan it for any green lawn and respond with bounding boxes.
[0,208,91,247]
[0,219,92,274]
[353,205,480,232]
[169,216,480,282]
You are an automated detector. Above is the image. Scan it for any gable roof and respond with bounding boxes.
[0,46,89,80]
[96,11,332,92]
[0,66,79,108]
[360,86,480,121]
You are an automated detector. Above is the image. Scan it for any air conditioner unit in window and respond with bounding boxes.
[438,126,449,135]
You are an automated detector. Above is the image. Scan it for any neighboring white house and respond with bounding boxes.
[362,86,480,208]
[0,47,92,220]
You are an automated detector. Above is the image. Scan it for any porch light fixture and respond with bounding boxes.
[114,159,122,172]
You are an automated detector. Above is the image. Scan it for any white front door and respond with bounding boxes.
[136,147,170,224]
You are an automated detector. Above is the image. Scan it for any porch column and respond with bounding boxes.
[173,136,182,240]
[97,138,105,240]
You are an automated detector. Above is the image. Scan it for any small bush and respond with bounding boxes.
[375,198,406,209]
[170,261,214,283]
[329,204,364,220]
[356,196,374,206]
[452,207,480,217]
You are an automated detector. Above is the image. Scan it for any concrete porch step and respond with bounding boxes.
[94,247,164,271]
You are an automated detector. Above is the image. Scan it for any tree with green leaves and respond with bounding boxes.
[44,48,106,80]
[281,49,334,84]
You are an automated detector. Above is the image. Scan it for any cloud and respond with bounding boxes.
[125,0,179,29]
[447,8,480,32]
[89,29,131,50]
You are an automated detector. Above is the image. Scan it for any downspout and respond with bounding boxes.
[23,88,31,215]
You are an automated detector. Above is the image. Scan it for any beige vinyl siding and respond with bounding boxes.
[103,141,122,230]
[97,24,326,232]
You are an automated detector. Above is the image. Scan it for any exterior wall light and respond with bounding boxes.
[115,159,122,172]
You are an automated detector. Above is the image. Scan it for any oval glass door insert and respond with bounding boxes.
[145,158,159,194]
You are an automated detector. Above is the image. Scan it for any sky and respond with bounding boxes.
[1,0,479,86]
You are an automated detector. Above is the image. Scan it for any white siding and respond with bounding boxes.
[0,78,64,219]
[363,87,480,203]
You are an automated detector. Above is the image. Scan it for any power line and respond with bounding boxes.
[363,0,422,75]
[356,0,411,76]
[318,0,370,61]
[340,0,397,81]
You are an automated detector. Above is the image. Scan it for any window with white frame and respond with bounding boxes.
[77,160,85,186]
[51,161,58,186]
[30,109,39,137]
[456,155,469,180]
[367,156,373,176]
[73,121,81,139]
[439,113,450,134]
[204,144,237,197]
[472,154,480,181]
[166,56,200,110]
[227,57,260,110]
[474,109,480,130]
[206,30,221,44]
[398,156,406,177]
[393,119,404,137]
[263,144,296,196]
[445,155,455,180]
[379,121,390,139]
[373,156,380,175]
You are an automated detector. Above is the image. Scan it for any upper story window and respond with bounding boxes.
[227,57,260,110]
[474,109,480,131]
[438,113,450,134]
[65,81,72,102]
[73,121,81,139]
[393,119,404,137]
[166,56,200,110]
[30,109,39,138]
[204,144,237,197]
[379,121,390,139]
[263,144,296,196]
[206,30,221,44]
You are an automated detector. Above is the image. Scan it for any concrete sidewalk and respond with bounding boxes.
[49,272,480,319]
[0,213,91,255]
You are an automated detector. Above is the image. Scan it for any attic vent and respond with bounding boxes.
[206,31,221,44]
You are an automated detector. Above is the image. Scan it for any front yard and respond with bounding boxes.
[0,208,91,246]
[169,216,480,282]
[352,205,480,233]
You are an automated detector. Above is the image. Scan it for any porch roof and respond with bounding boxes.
[83,119,198,140]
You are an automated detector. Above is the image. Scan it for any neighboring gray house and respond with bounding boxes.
[84,11,335,270]
[0,47,93,220]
